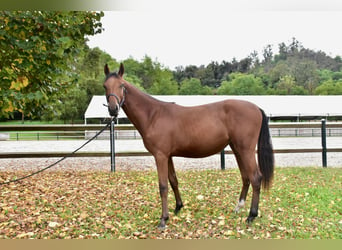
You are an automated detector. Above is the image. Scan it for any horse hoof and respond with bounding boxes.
[157,223,167,231]
[174,203,184,215]
[157,217,169,230]
[246,216,255,224]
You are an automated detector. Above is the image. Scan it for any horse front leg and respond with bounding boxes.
[168,157,183,214]
[155,154,170,229]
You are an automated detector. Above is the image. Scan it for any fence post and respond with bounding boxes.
[110,120,116,172]
[321,119,327,168]
[220,150,225,170]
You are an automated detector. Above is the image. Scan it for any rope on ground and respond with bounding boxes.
[0,120,112,186]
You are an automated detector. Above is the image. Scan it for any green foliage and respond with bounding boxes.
[123,56,167,90]
[40,46,116,122]
[0,11,103,119]
[3,25,342,123]
[274,75,308,95]
[217,73,266,95]
[148,77,178,95]
[315,79,342,95]
[59,86,88,124]
[0,167,340,239]
[179,78,212,95]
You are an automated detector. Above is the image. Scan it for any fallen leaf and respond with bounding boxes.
[196,195,204,200]
[48,222,59,228]
[80,212,88,219]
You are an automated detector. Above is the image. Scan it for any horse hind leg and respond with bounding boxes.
[168,157,183,214]
[246,172,262,223]
[234,176,250,213]
[244,155,262,223]
[231,143,250,213]
[232,144,262,223]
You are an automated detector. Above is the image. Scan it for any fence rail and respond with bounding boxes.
[0,122,341,168]
[1,122,342,140]
[1,148,341,159]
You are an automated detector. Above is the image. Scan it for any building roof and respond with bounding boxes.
[84,95,342,122]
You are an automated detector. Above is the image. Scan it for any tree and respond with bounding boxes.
[275,75,308,95]
[179,78,212,95]
[262,44,273,64]
[0,11,103,119]
[148,69,178,95]
[268,61,291,86]
[217,73,266,95]
[149,79,178,95]
[58,85,88,124]
[276,75,296,94]
[315,79,342,95]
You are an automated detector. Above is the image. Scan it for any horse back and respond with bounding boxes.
[143,99,262,158]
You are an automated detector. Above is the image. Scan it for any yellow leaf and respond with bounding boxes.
[19,76,29,87]
[9,76,29,90]
[46,59,51,65]
[10,81,20,90]
[3,103,14,113]
[14,58,23,64]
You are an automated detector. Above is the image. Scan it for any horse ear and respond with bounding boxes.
[104,64,110,76]
[118,63,124,77]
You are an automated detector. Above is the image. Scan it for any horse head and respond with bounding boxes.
[103,63,126,117]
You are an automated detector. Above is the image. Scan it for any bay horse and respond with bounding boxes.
[103,63,274,229]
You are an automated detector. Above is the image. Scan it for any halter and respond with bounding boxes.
[104,86,126,112]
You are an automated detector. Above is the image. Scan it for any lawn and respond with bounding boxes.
[0,167,341,239]
[0,120,85,140]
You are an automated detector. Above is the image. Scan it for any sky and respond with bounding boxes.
[86,0,342,70]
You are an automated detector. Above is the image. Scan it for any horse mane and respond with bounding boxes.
[125,80,175,105]
[106,72,175,106]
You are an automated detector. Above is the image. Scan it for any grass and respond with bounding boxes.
[0,120,85,140]
[0,120,84,125]
[0,167,341,239]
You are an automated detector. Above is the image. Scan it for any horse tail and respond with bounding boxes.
[257,109,274,189]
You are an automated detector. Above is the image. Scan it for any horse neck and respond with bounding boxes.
[122,82,160,135]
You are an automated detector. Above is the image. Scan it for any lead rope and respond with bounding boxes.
[0,119,113,186]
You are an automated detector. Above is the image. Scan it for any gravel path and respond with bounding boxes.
[0,137,341,172]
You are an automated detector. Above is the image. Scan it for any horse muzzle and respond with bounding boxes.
[106,93,123,118]
[108,104,119,118]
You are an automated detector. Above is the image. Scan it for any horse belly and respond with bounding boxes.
[172,126,229,158]
[175,142,228,158]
